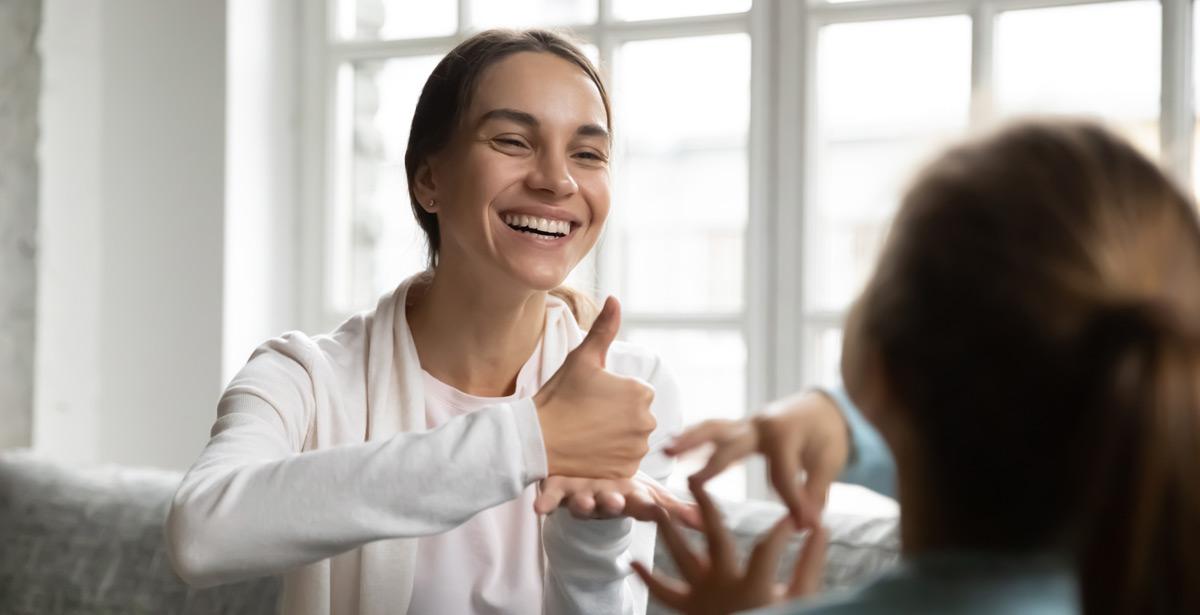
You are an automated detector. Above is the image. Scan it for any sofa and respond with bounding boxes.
[0,450,899,614]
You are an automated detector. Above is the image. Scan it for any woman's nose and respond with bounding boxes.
[525,151,578,198]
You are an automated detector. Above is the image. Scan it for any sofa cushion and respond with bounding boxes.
[0,450,279,615]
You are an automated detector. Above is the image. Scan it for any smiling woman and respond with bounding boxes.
[165,29,689,615]
[404,33,613,326]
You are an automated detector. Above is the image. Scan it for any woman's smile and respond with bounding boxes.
[495,205,583,249]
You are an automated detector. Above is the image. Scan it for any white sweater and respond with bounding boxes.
[165,276,682,614]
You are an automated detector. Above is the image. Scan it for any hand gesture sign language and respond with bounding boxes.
[665,392,851,528]
[534,473,703,530]
[533,297,659,479]
[631,479,827,615]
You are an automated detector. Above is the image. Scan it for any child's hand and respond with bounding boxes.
[631,479,827,615]
[665,391,850,528]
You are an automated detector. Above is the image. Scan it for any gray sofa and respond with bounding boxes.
[0,451,898,614]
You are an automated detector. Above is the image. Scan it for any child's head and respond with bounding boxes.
[844,120,1200,612]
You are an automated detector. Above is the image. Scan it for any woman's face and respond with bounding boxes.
[420,51,611,291]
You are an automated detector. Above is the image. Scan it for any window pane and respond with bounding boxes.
[469,0,596,28]
[995,1,1160,156]
[626,328,746,500]
[803,325,843,389]
[808,17,971,314]
[613,0,750,21]
[609,34,750,314]
[338,0,456,41]
[337,56,441,313]
[1195,7,1200,197]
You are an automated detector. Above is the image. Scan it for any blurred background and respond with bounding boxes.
[1,0,1194,501]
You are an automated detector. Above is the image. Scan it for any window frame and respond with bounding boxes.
[298,0,1196,501]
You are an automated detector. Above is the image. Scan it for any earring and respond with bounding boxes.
[426,199,437,212]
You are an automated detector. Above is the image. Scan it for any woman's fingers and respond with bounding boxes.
[595,490,626,517]
[653,506,707,583]
[744,515,796,593]
[622,488,662,522]
[567,492,597,518]
[664,498,704,531]
[534,481,567,515]
[637,477,704,530]
[630,561,689,610]
[786,526,828,598]
[689,478,736,575]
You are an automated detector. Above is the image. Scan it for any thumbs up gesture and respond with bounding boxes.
[533,297,658,479]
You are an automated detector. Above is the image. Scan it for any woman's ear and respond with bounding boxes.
[412,160,439,213]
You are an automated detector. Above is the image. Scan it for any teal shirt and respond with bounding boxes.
[766,386,1082,615]
[760,551,1079,615]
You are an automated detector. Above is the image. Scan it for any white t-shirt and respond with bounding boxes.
[409,343,546,614]
[166,277,683,615]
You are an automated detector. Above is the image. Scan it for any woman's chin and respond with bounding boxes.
[503,261,573,292]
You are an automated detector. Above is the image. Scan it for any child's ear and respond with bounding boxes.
[841,297,871,403]
[841,295,892,424]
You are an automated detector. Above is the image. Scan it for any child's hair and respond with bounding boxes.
[853,120,1200,613]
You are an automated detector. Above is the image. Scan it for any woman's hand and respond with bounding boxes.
[631,480,827,615]
[534,474,703,530]
[534,297,659,479]
[666,391,851,528]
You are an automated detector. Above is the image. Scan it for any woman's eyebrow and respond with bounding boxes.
[576,123,609,140]
[479,108,537,128]
[479,108,609,140]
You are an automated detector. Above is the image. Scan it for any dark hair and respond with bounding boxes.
[402,28,609,325]
[850,120,1200,613]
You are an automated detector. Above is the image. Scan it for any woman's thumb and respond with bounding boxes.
[575,296,621,368]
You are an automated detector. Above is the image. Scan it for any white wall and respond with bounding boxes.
[0,0,40,450]
[224,0,301,386]
[33,0,98,462]
[36,0,228,470]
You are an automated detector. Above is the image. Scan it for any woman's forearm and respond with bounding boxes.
[166,394,545,588]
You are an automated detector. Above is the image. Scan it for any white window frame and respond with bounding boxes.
[779,0,1194,385]
[298,0,1195,500]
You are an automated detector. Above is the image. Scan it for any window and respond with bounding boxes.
[301,0,1197,501]
[801,0,1187,393]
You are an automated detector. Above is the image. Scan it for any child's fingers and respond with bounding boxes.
[665,419,736,456]
[787,526,828,598]
[745,514,797,592]
[689,435,755,485]
[630,561,690,610]
[689,477,736,575]
[654,507,706,583]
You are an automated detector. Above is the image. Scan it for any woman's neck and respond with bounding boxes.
[405,264,547,397]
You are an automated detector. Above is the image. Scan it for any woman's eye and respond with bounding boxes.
[493,137,528,149]
[574,151,608,163]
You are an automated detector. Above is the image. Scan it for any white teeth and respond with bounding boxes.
[502,213,572,236]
